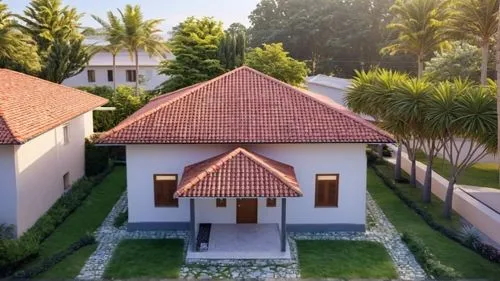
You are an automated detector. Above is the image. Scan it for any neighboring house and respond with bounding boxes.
[63,36,174,91]
[0,69,108,236]
[306,74,351,106]
[98,66,393,254]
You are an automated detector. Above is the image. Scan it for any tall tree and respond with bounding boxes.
[424,41,481,82]
[497,0,500,186]
[18,0,89,82]
[446,0,499,85]
[92,12,125,91]
[113,5,168,94]
[382,0,447,78]
[245,43,309,86]
[249,0,399,76]
[427,80,497,218]
[158,17,225,92]
[0,1,40,73]
[218,25,246,70]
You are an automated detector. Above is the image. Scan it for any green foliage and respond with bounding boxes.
[17,0,90,82]
[249,0,399,75]
[113,211,128,228]
[158,17,225,92]
[218,26,246,70]
[85,137,110,177]
[0,1,40,73]
[382,0,448,77]
[78,86,148,132]
[424,41,481,82]
[13,234,96,279]
[402,232,461,279]
[0,171,111,277]
[245,43,309,86]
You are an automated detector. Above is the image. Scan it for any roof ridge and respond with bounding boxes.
[242,67,392,140]
[0,68,108,105]
[238,148,302,195]
[99,67,248,142]
[176,147,301,197]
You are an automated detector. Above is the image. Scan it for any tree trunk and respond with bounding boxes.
[496,16,500,186]
[423,153,433,203]
[135,49,139,95]
[480,41,489,86]
[395,145,402,181]
[417,54,424,78]
[378,144,384,159]
[443,177,456,219]
[112,54,117,91]
[410,157,417,186]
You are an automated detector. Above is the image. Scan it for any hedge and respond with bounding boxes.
[12,234,96,279]
[0,166,113,277]
[370,163,500,263]
[402,232,460,279]
[85,137,110,176]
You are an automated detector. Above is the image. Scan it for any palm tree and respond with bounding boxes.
[115,5,168,94]
[92,12,124,91]
[427,80,497,218]
[382,0,447,78]
[446,0,499,85]
[0,0,40,72]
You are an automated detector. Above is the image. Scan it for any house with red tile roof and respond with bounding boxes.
[98,66,393,258]
[0,69,108,236]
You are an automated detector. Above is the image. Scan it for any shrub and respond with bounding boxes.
[402,232,461,279]
[13,234,96,279]
[0,168,113,277]
[370,163,500,263]
[0,225,15,240]
[85,136,110,176]
[113,211,128,228]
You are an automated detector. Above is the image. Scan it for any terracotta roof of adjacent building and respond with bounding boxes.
[175,147,302,198]
[98,66,393,144]
[0,69,108,144]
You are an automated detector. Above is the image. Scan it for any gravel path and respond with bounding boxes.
[77,192,427,280]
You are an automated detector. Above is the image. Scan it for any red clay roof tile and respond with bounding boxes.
[175,147,302,198]
[98,66,393,144]
[0,69,108,144]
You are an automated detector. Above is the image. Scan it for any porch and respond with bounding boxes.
[186,224,292,260]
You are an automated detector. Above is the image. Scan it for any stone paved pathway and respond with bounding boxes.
[77,192,427,280]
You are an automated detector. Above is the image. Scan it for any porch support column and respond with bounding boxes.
[281,198,287,252]
[190,199,196,251]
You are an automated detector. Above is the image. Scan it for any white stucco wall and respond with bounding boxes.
[307,83,347,106]
[0,145,17,230]
[13,112,91,235]
[126,143,367,228]
[63,66,168,91]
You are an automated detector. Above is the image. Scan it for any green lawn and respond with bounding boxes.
[297,240,398,279]
[35,245,97,279]
[375,162,461,231]
[26,166,126,277]
[416,151,498,189]
[368,167,500,280]
[103,239,185,279]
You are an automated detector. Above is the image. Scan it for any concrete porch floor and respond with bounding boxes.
[186,224,292,260]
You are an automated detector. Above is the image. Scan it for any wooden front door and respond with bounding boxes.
[236,199,258,224]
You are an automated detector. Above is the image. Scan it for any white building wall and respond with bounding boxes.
[63,66,167,91]
[126,143,367,229]
[307,83,347,106]
[0,146,17,231]
[14,112,91,235]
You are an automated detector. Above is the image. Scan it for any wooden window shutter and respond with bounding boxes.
[266,198,277,207]
[315,174,339,207]
[154,175,178,207]
[216,198,226,208]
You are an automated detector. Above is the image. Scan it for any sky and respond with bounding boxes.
[5,0,260,35]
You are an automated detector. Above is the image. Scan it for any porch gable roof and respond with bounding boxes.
[174,147,302,198]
